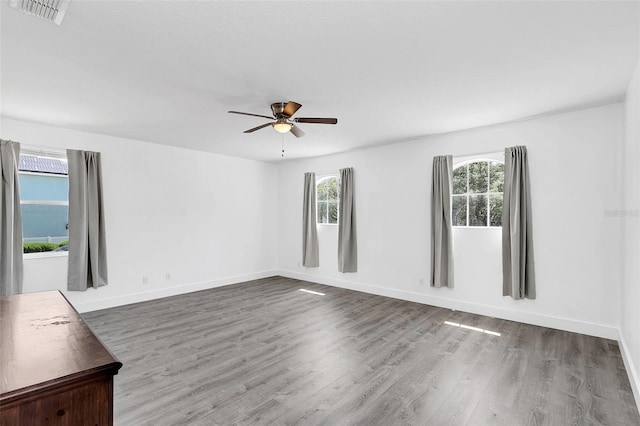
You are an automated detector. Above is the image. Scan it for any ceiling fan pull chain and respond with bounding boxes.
[281,133,285,157]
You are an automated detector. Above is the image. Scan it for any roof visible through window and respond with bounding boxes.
[19,155,68,175]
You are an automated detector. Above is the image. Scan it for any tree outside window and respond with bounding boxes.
[317,176,339,224]
[452,160,504,227]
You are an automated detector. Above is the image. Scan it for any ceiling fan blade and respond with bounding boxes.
[290,124,305,138]
[293,117,338,125]
[283,101,302,117]
[229,110,274,120]
[243,122,273,133]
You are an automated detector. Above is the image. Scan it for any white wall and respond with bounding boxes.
[621,58,640,406]
[277,104,623,339]
[1,118,278,312]
[0,105,627,341]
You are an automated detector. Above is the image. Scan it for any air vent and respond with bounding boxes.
[8,0,70,25]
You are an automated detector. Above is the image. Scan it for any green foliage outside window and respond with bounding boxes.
[452,160,504,227]
[23,241,69,253]
[317,177,339,224]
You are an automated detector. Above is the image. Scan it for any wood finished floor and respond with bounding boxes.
[82,277,640,426]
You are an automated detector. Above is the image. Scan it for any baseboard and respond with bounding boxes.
[619,331,640,409]
[73,270,279,313]
[276,269,619,340]
[76,268,618,338]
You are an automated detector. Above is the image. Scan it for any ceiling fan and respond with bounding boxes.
[228,101,337,138]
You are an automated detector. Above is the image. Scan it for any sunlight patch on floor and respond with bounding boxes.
[444,320,501,336]
[299,288,325,296]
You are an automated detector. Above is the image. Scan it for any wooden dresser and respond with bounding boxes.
[0,291,122,425]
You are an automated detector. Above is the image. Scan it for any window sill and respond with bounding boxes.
[24,251,68,260]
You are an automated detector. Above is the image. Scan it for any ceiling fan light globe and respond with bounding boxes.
[273,122,292,133]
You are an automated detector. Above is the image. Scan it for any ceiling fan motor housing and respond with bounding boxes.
[228,101,336,139]
[271,102,288,118]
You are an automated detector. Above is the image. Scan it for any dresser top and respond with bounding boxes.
[0,290,122,400]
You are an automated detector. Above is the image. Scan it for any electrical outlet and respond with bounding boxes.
[419,278,425,285]
[142,276,148,284]
[165,273,171,280]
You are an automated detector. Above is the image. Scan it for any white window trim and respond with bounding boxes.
[18,150,70,258]
[24,251,68,259]
[18,171,68,179]
[452,158,504,229]
[316,175,340,226]
[20,146,67,159]
[21,200,69,206]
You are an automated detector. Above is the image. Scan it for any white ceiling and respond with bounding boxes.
[1,1,638,162]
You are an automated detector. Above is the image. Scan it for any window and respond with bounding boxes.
[317,176,339,224]
[452,160,504,227]
[18,154,69,253]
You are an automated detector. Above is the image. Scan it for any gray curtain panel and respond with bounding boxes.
[431,155,454,288]
[502,145,536,299]
[302,172,319,267]
[67,149,108,291]
[338,167,357,273]
[0,140,23,296]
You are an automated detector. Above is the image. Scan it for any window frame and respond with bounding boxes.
[18,151,70,258]
[316,175,340,225]
[452,158,504,228]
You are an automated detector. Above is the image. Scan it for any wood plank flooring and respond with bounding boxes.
[82,276,640,425]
